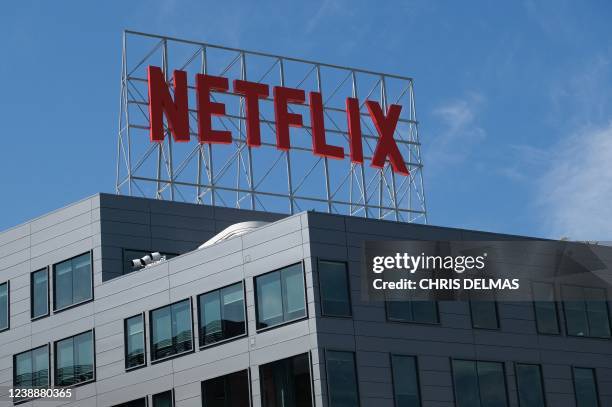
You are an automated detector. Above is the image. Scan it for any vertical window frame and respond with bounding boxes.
[13,343,51,391]
[112,398,148,407]
[201,368,252,407]
[259,351,314,407]
[317,259,353,318]
[197,280,248,349]
[151,389,175,407]
[384,298,440,325]
[531,281,561,335]
[451,358,510,407]
[52,251,94,313]
[124,313,147,371]
[324,349,361,407]
[572,366,601,407]
[31,267,50,320]
[562,284,611,339]
[469,299,500,330]
[0,280,9,332]
[514,362,547,407]
[149,298,195,363]
[254,262,308,332]
[390,353,422,407]
[53,329,96,388]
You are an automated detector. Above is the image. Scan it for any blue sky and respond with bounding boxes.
[1,0,611,240]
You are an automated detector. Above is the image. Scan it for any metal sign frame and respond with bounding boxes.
[116,30,427,222]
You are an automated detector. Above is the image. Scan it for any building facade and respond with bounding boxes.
[0,193,610,407]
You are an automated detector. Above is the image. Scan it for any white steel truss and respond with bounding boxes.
[116,30,427,223]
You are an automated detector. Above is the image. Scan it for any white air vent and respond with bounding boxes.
[199,221,269,249]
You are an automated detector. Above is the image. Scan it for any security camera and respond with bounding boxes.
[131,251,166,270]
[131,259,144,268]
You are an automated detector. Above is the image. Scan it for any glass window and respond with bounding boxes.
[113,398,147,407]
[391,355,421,407]
[260,353,312,407]
[198,282,246,347]
[470,301,499,329]
[152,390,173,407]
[319,261,351,317]
[256,263,306,329]
[14,345,50,389]
[532,282,560,334]
[150,299,193,361]
[452,360,508,407]
[0,281,8,331]
[574,368,599,407]
[326,351,359,407]
[125,314,146,369]
[562,285,611,338]
[53,253,92,311]
[31,268,49,319]
[202,369,250,407]
[386,300,438,324]
[54,330,95,386]
[516,364,546,407]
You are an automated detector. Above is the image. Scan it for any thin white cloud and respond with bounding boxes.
[498,144,549,182]
[538,122,612,240]
[426,93,486,173]
[305,0,345,34]
[549,54,611,127]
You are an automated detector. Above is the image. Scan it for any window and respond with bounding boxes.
[0,281,8,331]
[53,253,93,311]
[14,345,50,389]
[386,300,438,324]
[31,268,49,319]
[326,351,359,407]
[532,282,560,334]
[202,369,250,407]
[125,314,146,369]
[54,330,95,386]
[391,355,421,407]
[573,368,600,407]
[150,299,193,361]
[562,285,611,338]
[255,263,306,330]
[516,364,546,407]
[319,260,351,317]
[260,353,312,407]
[152,390,174,407]
[452,360,508,407]
[113,398,147,407]
[123,249,177,275]
[470,301,499,329]
[198,282,246,347]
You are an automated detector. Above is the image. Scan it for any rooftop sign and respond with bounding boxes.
[116,31,427,222]
[147,65,409,175]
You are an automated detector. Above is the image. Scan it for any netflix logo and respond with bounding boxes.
[147,65,409,175]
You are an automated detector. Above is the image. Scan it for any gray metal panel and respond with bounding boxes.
[0,196,610,407]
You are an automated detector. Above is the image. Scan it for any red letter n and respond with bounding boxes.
[366,101,409,176]
[147,66,190,143]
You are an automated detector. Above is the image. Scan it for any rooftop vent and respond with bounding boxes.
[199,221,269,249]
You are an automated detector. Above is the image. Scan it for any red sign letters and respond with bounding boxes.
[147,65,409,175]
